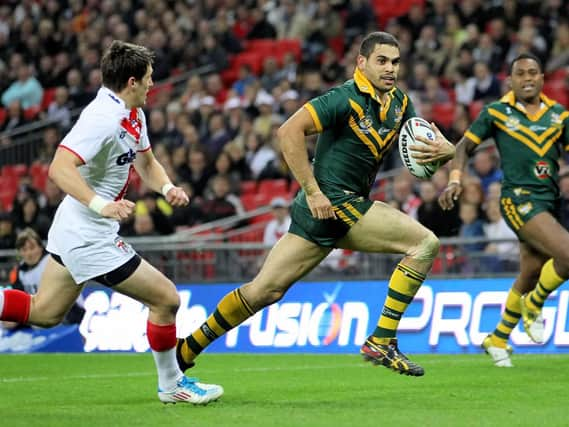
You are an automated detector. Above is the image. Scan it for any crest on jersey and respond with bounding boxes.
[551,113,563,129]
[394,106,402,123]
[120,109,142,143]
[505,117,520,130]
[358,116,373,133]
[517,202,533,216]
[534,160,551,179]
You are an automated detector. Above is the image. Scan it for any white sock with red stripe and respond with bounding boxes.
[147,321,183,391]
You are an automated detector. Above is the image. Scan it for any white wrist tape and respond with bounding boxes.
[161,183,175,197]
[88,195,111,215]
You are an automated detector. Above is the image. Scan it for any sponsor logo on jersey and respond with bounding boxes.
[377,126,391,136]
[513,187,531,196]
[517,202,533,216]
[505,117,520,130]
[529,125,548,132]
[551,113,563,129]
[116,148,136,166]
[534,160,551,179]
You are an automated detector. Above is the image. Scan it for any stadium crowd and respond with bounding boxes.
[0,0,568,277]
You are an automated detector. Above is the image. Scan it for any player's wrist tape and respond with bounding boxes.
[161,183,175,197]
[88,195,111,215]
[449,169,462,185]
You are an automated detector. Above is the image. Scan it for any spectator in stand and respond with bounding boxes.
[135,192,175,236]
[392,172,421,220]
[224,97,245,139]
[1,63,43,110]
[45,86,72,130]
[66,68,92,108]
[50,51,72,87]
[417,180,460,237]
[260,57,281,93]
[0,212,15,250]
[196,33,229,73]
[201,174,244,223]
[471,149,503,194]
[247,7,277,40]
[232,64,256,98]
[12,192,51,240]
[204,111,232,159]
[421,75,450,105]
[177,148,212,198]
[0,100,27,133]
[482,198,519,272]
[473,33,505,74]
[171,182,204,228]
[344,0,375,45]
[147,108,169,146]
[263,197,292,247]
[546,19,569,73]
[245,132,276,180]
[253,91,278,140]
[36,126,60,164]
[458,201,486,253]
[38,178,64,222]
[320,48,344,85]
[471,61,502,103]
[271,0,311,40]
[210,151,242,195]
[223,141,252,182]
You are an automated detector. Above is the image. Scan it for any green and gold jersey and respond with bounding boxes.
[304,67,415,198]
[466,91,569,200]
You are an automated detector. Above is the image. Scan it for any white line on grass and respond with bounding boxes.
[1,354,568,383]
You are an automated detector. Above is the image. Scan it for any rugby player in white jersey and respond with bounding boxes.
[0,40,223,405]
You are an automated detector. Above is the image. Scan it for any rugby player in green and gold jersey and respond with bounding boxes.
[439,53,569,367]
[177,32,456,377]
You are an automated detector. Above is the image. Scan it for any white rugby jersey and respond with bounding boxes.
[49,87,151,237]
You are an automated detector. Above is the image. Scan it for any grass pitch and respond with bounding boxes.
[0,353,567,427]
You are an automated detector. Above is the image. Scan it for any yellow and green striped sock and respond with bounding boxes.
[372,263,425,345]
[180,288,254,362]
[525,259,565,312]
[491,288,521,348]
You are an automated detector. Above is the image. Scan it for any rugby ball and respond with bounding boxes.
[398,117,440,179]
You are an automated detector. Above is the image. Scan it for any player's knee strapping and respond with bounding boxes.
[406,232,440,263]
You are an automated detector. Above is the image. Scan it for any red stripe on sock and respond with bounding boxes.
[147,321,177,351]
[2,290,31,324]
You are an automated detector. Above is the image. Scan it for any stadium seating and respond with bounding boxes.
[433,102,455,129]
[257,179,288,197]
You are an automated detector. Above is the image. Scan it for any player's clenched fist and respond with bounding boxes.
[101,199,135,220]
[164,186,189,207]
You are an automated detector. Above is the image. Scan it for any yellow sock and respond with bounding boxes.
[491,288,521,348]
[180,288,254,362]
[371,263,425,345]
[525,259,565,312]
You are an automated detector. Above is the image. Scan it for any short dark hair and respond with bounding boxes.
[101,40,155,93]
[359,32,400,58]
[15,227,43,250]
[509,53,543,74]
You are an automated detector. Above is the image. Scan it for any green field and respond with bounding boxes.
[0,353,567,427]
